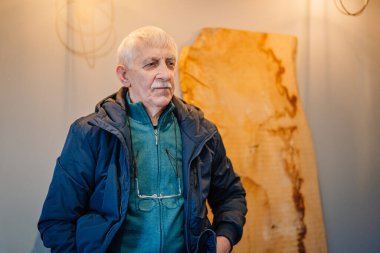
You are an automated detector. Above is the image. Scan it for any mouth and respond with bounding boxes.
[151,86,172,91]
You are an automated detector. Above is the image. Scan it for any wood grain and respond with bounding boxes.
[179,28,328,253]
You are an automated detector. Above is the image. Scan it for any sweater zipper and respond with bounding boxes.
[154,128,159,145]
[153,124,163,251]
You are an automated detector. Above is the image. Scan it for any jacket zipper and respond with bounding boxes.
[89,119,131,246]
[185,130,217,253]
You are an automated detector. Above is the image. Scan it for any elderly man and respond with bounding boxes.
[38,26,247,253]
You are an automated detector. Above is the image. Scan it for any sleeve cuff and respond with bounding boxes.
[215,222,242,248]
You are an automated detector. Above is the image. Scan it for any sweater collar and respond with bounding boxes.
[126,91,175,126]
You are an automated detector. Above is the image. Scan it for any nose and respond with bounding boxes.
[156,62,174,81]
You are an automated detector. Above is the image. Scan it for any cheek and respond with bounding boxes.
[136,78,153,92]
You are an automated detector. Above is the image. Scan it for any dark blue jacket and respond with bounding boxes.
[38,87,247,253]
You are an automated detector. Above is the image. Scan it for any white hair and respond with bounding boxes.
[117,26,178,67]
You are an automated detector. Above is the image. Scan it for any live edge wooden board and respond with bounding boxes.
[179,28,328,253]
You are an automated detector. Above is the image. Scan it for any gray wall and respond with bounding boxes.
[0,0,379,252]
[307,1,380,252]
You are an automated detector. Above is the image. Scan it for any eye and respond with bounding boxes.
[166,60,176,69]
[144,61,158,69]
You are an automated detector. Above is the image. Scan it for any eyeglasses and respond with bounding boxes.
[133,148,182,200]
[127,112,182,200]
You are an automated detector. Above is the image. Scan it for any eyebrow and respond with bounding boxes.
[167,57,176,62]
[142,56,176,65]
[142,57,159,65]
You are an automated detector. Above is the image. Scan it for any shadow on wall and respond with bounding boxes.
[31,235,49,253]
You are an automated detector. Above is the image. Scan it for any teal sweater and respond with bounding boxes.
[109,94,185,253]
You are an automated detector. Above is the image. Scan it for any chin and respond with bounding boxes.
[154,95,172,107]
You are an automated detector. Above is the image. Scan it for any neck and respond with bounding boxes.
[126,91,166,126]
[146,107,165,126]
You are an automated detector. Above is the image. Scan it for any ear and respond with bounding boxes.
[116,65,130,87]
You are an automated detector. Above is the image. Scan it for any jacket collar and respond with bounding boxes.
[92,87,217,146]
[93,87,128,130]
[172,96,216,146]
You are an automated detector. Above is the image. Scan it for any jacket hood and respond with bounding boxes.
[171,95,217,145]
[94,87,128,129]
[93,87,217,144]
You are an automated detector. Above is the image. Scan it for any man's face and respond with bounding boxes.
[124,42,176,114]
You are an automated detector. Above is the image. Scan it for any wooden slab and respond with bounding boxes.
[179,28,328,253]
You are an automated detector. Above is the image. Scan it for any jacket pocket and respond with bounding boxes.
[189,206,215,252]
[76,213,113,253]
[194,228,216,253]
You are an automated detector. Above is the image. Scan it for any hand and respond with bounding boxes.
[216,236,231,253]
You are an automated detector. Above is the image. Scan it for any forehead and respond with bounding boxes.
[133,42,177,63]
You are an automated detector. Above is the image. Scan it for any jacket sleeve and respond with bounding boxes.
[207,131,247,247]
[38,121,96,252]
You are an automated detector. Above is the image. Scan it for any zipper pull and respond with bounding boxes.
[154,128,158,145]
